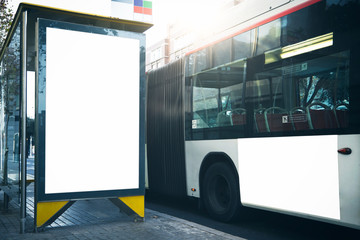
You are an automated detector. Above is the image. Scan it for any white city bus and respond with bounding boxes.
[146,0,360,229]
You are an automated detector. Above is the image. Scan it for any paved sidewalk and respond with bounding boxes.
[1,188,245,240]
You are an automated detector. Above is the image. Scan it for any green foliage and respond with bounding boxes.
[0,0,14,52]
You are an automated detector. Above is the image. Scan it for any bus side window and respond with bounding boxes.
[296,52,350,131]
[248,51,351,134]
[192,86,218,129]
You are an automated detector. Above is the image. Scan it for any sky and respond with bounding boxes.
[9,0,167,45]
[9,0,222,46]
[8,0,174,45]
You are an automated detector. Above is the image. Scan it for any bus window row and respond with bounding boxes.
[191,49,350,135]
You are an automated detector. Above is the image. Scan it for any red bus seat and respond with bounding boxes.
[307,102,337,129]
[265,107,292,132]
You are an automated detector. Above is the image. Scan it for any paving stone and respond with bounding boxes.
[1,184,245,240]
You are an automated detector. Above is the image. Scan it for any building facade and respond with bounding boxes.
[146,0,241,71]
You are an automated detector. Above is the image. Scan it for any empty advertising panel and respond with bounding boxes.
[36,19,146,201]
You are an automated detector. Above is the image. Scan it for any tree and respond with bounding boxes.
[0,0,13,53]
[1,0,18,186]
[0,23,21,185]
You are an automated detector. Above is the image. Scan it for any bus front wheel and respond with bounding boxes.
[202,162,241,222]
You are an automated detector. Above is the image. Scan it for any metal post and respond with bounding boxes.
[3,192,9,210]
[20,10,27,234]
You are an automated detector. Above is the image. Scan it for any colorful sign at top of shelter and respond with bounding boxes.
[134,0,153,15]
[111,0,153,23]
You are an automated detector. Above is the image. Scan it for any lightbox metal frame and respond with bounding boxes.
[35,18,146,202]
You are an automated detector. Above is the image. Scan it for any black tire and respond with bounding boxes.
[202,162,241,222]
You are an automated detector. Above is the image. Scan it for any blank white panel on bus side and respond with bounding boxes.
[338,134,360,226]
[238,135,340,220]
[45,27,140,194]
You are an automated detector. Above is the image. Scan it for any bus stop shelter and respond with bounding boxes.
[0,3,151,233]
